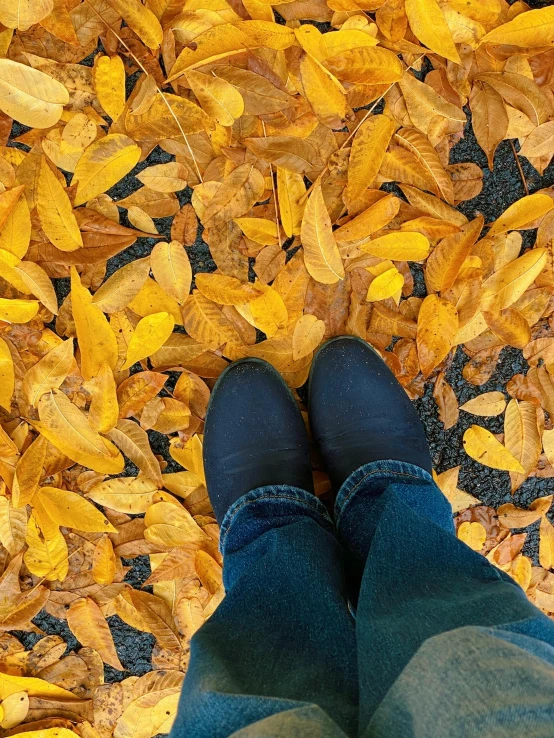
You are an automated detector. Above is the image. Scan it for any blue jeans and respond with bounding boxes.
[170,461,554,738]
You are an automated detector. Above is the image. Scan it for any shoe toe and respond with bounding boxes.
[204,359,313,523]
[309,336,432,485]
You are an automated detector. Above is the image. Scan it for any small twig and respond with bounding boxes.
[84,1,203,184]
[262,121,282,250]
[510,139,529,196]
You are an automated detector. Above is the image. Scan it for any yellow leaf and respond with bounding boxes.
[24,514,68,582]
[93,55,126,122]
[488,193,554,236]
[0,336,13,410]
[182,291,240,350]
[543,428,554,466]
[122,312,175,369]
[539,516,554,571]
[145,500,207,547]
[14,261,58,315]
[107,419,162,486]
[405,0,460,63]
[22,338,74,408]
[345,115,395,206]
[203,162,265,225]
[0,59,68,128]
[169,21,295,79]
[469,82,508,170]
[0,185,24,232]
[246,284,288,337]
[87,477,159,514]
[137,162,188,193]
[129,277,183,325]
[186,69,244,127]
[12,435,46,509]
[106,0,162,50]
[234,217,279,246]
[459,392,506,417]
[335,194,400,245]
[92,536,117,586]
[92,257,150,313]
[195,273,262,306]
[480,248,547,311]
[87,362,118,434]
[300,182,344,284]
[71,267,118,380]
[35,390,124,474]
[0,496,25,556]
[398,73,466,135]
[323,46,403,85]
[457,521,486,551]
[0,691,29,729]
[481,7,554,49]
[0,0,52,30]
[277,168,305,238]
[360,231,430,260]
[434,466,481,513]
[67,597,123,670]
[504,399,541,493]
[497,503,543,529]
[37,157,82,252]
[0,672,77,700]
[463,425,525,472]
[292,314,325,360]
[366,266,404,302]
[417,294,458,377]
[425,216,484,292]
[0,196,31,260]
[169,434,205,483]
[509,554,532,590]
[0,298,38,323]
[395,127,454,204]
[150,241,192,304]
[299,53,348,129]
[519,121,554,159]
[124,208,157,234]
[483,307,530,349]
[113,670,181,738]
[73,134,141,206]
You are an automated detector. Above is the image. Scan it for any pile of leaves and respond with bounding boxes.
[0,0,554,735]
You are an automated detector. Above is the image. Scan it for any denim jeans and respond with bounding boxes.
[170,461,554,738]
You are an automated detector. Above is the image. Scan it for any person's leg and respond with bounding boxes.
[309,337,554,734]
[170,360,357,738]
[336,461,554,734]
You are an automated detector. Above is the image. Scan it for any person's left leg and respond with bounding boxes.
[170,360,357,738]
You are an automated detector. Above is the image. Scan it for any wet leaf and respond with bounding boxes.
[463,425,525,473]
[67,598,123,671]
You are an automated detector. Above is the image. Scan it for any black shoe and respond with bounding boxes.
[308,336,432,489]
[204,358,314,525]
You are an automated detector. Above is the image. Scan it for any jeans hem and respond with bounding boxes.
[219,485,334,551]
[334,460,434,524]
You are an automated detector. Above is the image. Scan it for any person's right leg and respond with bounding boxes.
[310,337,554,736]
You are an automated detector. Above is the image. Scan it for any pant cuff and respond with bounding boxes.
[219,485,335,554]
[335,459,435,525]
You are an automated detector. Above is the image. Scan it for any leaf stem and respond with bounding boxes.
[84,0,204,184]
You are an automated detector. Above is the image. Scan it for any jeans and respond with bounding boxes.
[170,461,554,738]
